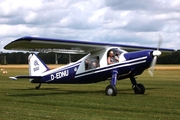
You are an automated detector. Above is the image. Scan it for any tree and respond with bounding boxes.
[157,50,180,64]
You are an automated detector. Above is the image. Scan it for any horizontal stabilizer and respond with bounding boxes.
[9,75,42,80]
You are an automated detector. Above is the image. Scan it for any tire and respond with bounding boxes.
[105,85,117,96]
[133,83,145,94]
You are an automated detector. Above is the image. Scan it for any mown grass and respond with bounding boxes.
[0,67,180,120]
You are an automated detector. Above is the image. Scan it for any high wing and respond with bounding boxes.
[4,36,175,53]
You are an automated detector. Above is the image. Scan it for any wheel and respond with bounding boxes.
[133,83,145,94]
[105,85,117,96]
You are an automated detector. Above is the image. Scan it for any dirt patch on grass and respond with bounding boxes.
[0,65,28,69]
[154,65,180,70]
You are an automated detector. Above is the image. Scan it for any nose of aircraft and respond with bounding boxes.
[152,50,161,57]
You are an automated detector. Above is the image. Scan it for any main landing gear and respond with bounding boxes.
[105,71,145,96]
[105,70,118,96]
[35,83,41,90]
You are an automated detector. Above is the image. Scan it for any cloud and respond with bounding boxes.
[0,0,179,52]
[104,0,180,12]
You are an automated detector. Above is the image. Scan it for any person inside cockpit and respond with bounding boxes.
[107,50,119,65]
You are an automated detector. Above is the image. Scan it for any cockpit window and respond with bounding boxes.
[110,48,122,56]
[85,56,100,70]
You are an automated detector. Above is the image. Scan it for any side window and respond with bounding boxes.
[85,56,100,70]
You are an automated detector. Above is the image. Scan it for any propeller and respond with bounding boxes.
[148,34,162,77]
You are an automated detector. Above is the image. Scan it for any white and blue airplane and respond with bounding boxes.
[4,35,175,96]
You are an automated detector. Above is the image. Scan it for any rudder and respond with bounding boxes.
[28,54,50,76]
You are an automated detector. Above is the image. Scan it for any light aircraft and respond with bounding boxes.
[4,35,175,96]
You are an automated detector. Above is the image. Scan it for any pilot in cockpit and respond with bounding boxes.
[107,50,119,65]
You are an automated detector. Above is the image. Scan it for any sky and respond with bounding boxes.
[0,0,180,52]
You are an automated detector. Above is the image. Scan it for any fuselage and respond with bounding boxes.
[31,49,153,84]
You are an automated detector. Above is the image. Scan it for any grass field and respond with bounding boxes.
[0,65,180,120]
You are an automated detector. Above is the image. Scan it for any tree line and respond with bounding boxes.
[0,51,180,65]
[0,52,84,64]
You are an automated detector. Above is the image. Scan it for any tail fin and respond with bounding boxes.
[28,54,50,76]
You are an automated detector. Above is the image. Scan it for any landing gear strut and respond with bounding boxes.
[105,70,118,96]
[35,83,41,90]
[130,76,145,94]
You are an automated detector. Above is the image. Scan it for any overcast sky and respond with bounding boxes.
[0,0,180,52]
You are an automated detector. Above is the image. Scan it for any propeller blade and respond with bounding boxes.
[157,34,163,50]
[148,34,163,77]
[148,69,154,77]
[148,56,157,77]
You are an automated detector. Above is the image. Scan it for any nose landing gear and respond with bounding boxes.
[130,77,145,94]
